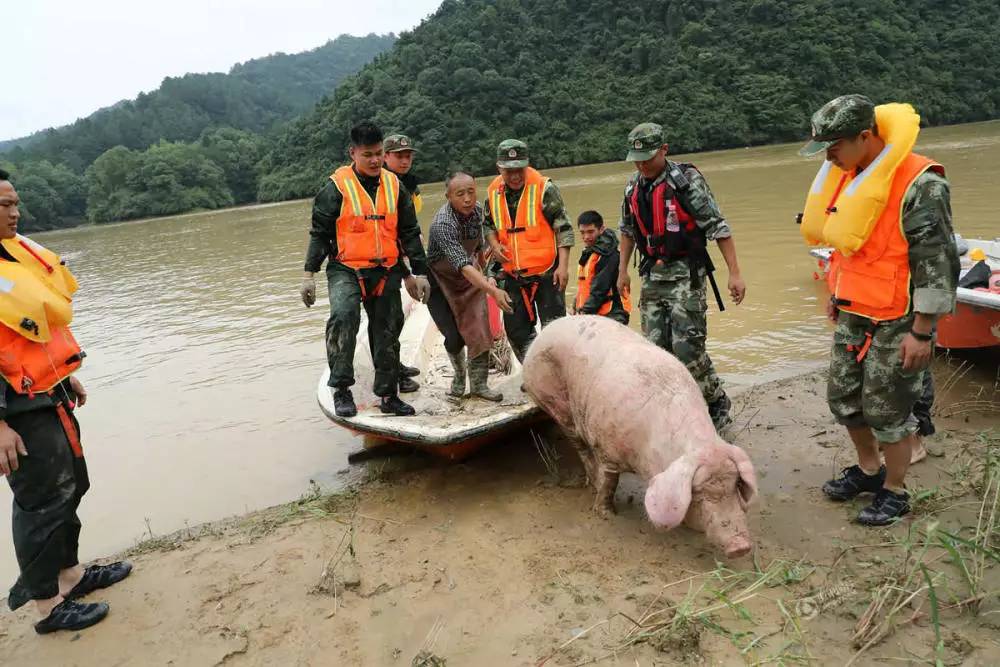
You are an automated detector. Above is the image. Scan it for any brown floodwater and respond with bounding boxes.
[2,121,999,586]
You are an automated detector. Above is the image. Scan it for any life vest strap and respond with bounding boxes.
[519,283,540,324]
[55,403,83,458]
[358,274,388,301]
[18,239,55,274]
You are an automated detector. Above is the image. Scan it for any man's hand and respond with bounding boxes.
[0,421,27,477]
[403,275,420,302]
[301,275,317,308]
[553,264,569,292]
[490,242,512,265]
[616,272,631,299]
[728,273,746,305]
[490,286,514,313]
[900,333,933,372]
[412,276,431,303]
[69,376,87,407]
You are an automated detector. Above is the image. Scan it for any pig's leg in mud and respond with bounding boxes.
[568,437,598,487]
[592,464,620,517]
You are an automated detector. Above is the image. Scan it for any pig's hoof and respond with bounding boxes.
[593,503,616,519]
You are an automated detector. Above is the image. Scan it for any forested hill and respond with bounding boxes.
[1,33,395,231]
[259,0,1000,200]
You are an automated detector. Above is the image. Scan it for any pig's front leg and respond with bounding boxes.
[593,466,620,518]
[570,438,598,487]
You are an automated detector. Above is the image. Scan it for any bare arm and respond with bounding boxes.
[715,236,745,305]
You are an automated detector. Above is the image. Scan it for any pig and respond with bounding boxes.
[522,315,757,558]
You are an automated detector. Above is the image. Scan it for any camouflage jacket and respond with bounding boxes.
[482,180,575,249]
[619,161,732,281]
[900,170,959,315]
[304,168,428,277]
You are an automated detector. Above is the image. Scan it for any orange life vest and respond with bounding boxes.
[0,236,84,395]
[330,166,400,270]
[575,251,632,315]
[826,153,943,322]
[487,168,557,277]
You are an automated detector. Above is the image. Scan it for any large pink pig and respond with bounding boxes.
[522,315,757,558]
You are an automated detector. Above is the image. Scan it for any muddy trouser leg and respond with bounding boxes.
[325,271,363,389]
[427,272,466,356]
[912,368,935,437]
[6,408,90,611]
[501,277,537,363]
[534,272,567,328]
[369,268,405,370]
[364,288,401,397]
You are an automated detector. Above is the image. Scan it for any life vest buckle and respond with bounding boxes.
[364,214,386,221]
[19,317,39,336]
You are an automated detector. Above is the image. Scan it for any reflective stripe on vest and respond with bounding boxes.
[827,153,943,322]
[330,167,400,270]
[487,167,556,277]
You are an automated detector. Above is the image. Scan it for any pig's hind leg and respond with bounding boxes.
[592,461,621,518]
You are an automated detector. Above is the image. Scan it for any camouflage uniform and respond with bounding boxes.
[619,124,732,416]
[802,97,960,444]
[381,134,423,376]
[304,168,427,397]
[483,139,575,362]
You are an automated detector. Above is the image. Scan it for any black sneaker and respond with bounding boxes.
[822,465,886,501]
[398,376,420,394]
[708,394,733,431]
[65,562,133,600]
[34,600,109,635]
[333,389,357,417]
[399,363,420,378]
[380,395,415,416]
[857,488,910,526]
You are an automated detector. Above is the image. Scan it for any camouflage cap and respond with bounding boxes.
[626,122,665,161]
[383,134,417,153]
[799,94,876,157]
[496,139,530,168]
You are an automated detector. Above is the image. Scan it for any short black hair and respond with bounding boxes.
[577,210,604,227]
[444,168,474,190]
[0,168,9,182]
[350,121,384,147]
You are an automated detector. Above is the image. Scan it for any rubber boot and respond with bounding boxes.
[468,352,503,402]
[447,350,467,399]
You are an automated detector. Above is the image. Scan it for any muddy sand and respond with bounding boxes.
[1,370,999,666]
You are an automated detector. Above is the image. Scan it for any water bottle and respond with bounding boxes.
[666,201,680,233]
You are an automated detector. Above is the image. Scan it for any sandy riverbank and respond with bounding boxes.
[1,370,998,666]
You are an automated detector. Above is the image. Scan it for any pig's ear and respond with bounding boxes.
[728,444,758,509]
[644,455,697,529]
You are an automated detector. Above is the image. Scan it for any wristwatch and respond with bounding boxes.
[910,330,933,342]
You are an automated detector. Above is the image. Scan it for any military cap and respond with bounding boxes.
[626,123,665,162]
[799,94,876,156]
[384,134,417,153]
[496,139,530,168]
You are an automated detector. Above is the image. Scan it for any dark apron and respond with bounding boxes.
[429,235,492,359]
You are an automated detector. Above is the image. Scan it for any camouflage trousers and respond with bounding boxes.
[827,312,923,444]
[497,270,566,363]
[639,277,725,405]
[325,269,400,397]
[366,266,405,371]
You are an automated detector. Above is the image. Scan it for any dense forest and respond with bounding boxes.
[260,0,1000,200]
[0,34,395,230]
[6,0,1000,230]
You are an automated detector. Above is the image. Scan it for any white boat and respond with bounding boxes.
[316,289,543,460]
[808,237,1000,348]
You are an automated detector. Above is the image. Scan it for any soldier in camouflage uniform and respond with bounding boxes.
[483,139,575,362]
[379,133,425,393]
[300,122,430,418]
[617,123,747,431]
[800,95,959,525]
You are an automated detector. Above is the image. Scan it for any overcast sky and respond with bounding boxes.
[4,0,442,140]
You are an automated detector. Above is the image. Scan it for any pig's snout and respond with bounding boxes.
[724,536,752,559]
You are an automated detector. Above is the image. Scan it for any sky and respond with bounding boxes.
[3,0,442,140]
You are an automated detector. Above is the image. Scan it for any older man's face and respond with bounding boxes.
[0,181,21,240]
[446,174,477,217]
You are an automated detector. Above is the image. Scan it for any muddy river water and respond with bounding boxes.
[2,122,998,586]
